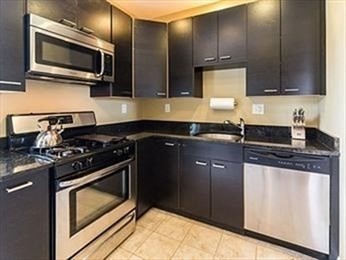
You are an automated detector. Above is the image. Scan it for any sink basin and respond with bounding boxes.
[195,132,243,142]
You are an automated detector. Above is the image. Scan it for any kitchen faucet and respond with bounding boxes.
[223,118,245,136]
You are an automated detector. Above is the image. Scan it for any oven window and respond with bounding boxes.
[69,167,129,236]
[35,32,98,73]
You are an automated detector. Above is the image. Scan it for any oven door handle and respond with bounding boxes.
[58,157,134,189]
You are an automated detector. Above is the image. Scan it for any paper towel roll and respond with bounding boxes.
[210,98,236,110]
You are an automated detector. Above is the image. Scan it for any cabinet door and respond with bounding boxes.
[77,0,111,42]
[0,0,25,91]
[193,12,218,67]
[281,0,325,95]
[134,20,167,98]
[154,139,179,210]
[136,138,156,218]
[180,155,210,219]
[218,5,247,64]
[112,6,133,97]
[169,18,202,98]
[246,0,280,96]
[27,0,77,24]
[0,169,50,259]
[211,160,243,229]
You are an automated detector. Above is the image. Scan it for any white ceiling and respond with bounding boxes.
[109,0,220,20]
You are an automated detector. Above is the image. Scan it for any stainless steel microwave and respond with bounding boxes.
[27,14,114,85]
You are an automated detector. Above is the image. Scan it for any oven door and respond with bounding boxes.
[29,26,112,83]
[56,158,136,260]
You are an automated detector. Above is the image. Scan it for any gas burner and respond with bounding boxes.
[30,144,89,159]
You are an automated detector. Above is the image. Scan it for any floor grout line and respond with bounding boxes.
[168,219,194,259]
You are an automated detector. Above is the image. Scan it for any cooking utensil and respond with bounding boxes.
[33,116,64,148]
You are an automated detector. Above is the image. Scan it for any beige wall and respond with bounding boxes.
[0,80,139,137]
[140,68,321,127]
[320,0,346,259]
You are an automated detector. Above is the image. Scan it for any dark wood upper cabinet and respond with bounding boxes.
[0,0,25,92]
[154,138,179,211]
[0,169,50,260]
[193,12,218,67]
[90,6,133,98]
[246,0,281,96]
[77,0,111,42]
[169,18,202,98]
[27,0,77,24]
[218,5,247,64]
[134,19,167,98]
[211,160,243,230]
[281,0,325,95]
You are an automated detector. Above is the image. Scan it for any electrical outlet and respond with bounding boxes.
[252,104,264,115]
[121,104,127,114]
[165,104,170,113]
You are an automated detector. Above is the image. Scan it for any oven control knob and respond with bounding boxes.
[124,147,130,155]
[72,161,83,170]
[117,149,123,156]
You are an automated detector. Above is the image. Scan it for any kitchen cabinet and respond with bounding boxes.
[218,5,247,64]
[169,18,202,98]
[246,0,281,96]
[180,140,243,229]
[0,0,25,92]
[0,169,50,259]
[27,0,111,42]
[193,5,247,68]
[27,0,77,25]
[193,12,218,67]
[90,6,133,97]
[180,154,210,219]
[281,0,325,95]
[77,0,111,42]
[134,20,167,98]
[154,138,179,211]
[211,160,243,229]
[136,138,156,218]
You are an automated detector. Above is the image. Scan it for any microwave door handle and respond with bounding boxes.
[95,50,105,78]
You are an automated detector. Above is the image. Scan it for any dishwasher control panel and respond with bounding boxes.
[245,148,330,174]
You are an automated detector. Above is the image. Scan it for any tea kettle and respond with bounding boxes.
[33,116,64,148]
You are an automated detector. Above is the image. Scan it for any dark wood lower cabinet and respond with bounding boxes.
[180,155,210,219]
[136,138,156,218]
[0,169,50,260]
[211,160,243,229]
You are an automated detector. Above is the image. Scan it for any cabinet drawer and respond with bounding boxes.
[182,140,242,163]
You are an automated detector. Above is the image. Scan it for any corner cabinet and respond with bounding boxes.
[0,169,50,259]
[0,0,25,92]
[90,6,133,97]
[134,20,167,98]
[169,18,202,98]
[247,0,326,96]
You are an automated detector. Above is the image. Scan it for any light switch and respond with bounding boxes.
[252,104,264,115]
[165,104,170,113]
[121,104,127,114]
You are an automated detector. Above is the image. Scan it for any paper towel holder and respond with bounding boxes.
[209,97,238,110]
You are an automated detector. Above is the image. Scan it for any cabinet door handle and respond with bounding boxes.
[284,88,300,92]
[249,156,259,161]
[0,80,22,86]
[204,57,216,62]
[264,89,278,93]
[195,161,207,166]
[220,55,231,60]
[212,163,225,169]
[79,26,94,35]
[5,181,33,193]
[156,92,166,96]
[59,18,77,28]
[180,92,190,95]
[164,142,175,147]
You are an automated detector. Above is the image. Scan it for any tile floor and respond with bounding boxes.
[107,208,316,260]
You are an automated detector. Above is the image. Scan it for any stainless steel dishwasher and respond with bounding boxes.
[244,148,330,254]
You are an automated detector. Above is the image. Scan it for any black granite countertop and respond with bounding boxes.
[0,151,52,182]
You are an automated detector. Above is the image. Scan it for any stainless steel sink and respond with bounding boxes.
[195,132,243,142]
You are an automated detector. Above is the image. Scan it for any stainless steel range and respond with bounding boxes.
[7,112,136,260]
